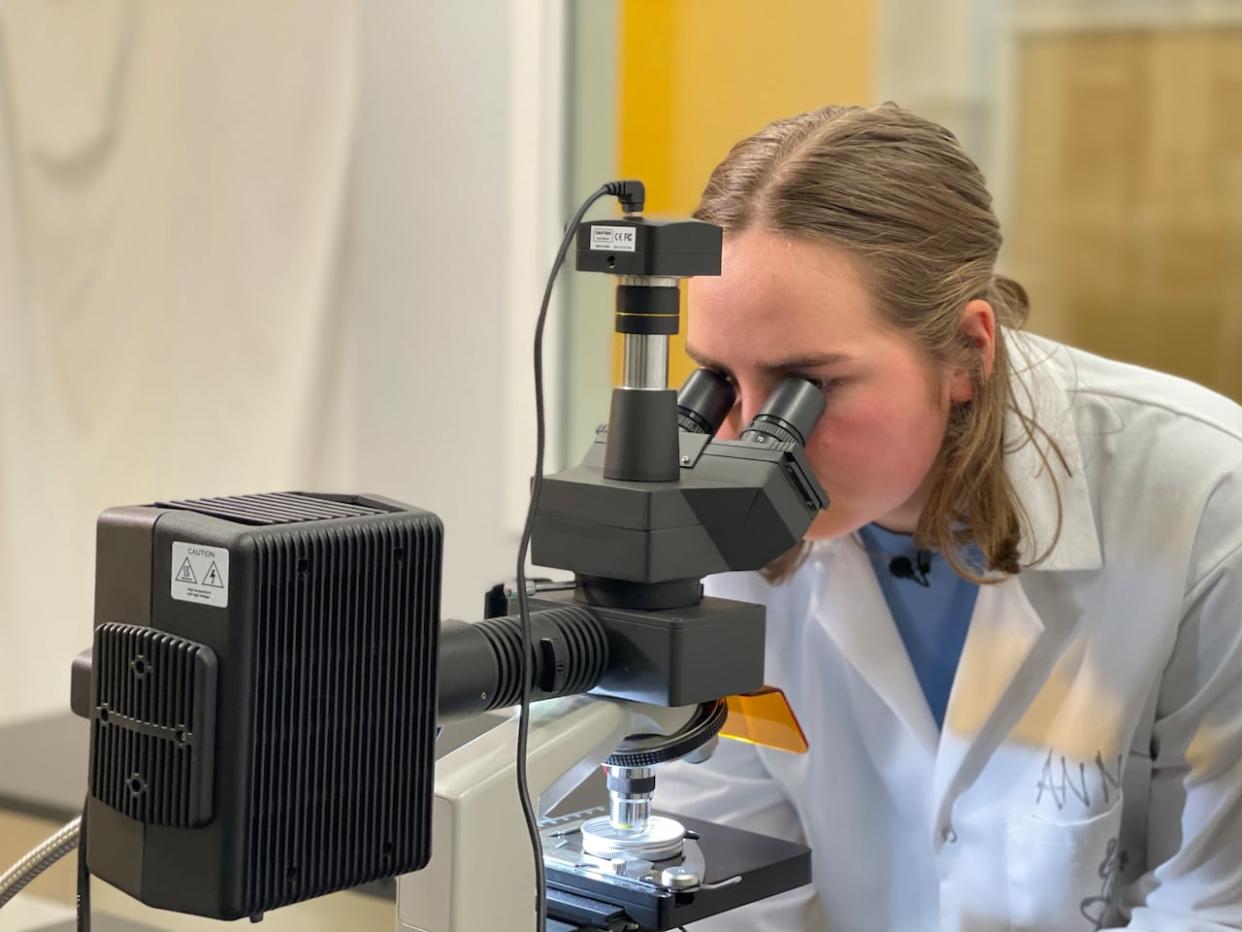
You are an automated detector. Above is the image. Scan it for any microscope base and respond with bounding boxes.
[541,806,811,931]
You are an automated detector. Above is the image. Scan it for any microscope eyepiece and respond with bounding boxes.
[676,367,735,435]
[740,377,826,448]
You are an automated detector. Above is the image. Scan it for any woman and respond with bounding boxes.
[657,103,1242,930]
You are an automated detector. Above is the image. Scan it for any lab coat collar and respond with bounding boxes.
[811,539,942,761]
[1002,331,1103,573]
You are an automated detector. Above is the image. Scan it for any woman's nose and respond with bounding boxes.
[738,391,767,432]
[714,389,760,441]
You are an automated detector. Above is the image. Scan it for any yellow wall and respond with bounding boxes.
[1009,28,1242,402]
[615,0,875,385]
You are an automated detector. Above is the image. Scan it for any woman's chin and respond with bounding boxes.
[803,510,858,541]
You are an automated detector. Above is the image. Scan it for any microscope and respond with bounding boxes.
[400,186,829,930]
[4,181,829,931]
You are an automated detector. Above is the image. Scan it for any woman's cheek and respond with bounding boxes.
[804,428,850,487]
[803,405,892,490]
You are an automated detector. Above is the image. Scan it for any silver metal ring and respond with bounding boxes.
[580,814,686,862]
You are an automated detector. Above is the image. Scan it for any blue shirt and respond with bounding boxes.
[856,523,983,730]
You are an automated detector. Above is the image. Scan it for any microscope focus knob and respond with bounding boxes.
[660,866,701,890]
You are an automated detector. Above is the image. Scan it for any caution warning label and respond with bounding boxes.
[171,542,229,608]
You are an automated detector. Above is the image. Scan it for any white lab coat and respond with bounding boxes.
[657,332,1242,930]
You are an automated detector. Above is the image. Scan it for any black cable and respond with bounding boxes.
[516,182,625,931]
[76,796,90,932]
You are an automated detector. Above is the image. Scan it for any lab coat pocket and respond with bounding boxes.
[1006,798,1123,932]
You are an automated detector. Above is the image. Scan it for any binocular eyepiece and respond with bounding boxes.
[677,367,826,447]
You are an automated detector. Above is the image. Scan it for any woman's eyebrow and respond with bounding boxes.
[684,345,854,376]
[684,345,732,375]
[758,352,855,373]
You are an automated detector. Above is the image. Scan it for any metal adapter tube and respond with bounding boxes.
[622,335,669,389]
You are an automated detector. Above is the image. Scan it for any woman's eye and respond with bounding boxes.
[807,377,845,395]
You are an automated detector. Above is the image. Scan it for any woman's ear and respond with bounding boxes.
[947,299,996,404]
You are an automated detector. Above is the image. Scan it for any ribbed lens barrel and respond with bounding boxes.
[740,377,826,448]
[437,607,609,722]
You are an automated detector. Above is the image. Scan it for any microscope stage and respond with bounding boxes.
[540,806,811,931]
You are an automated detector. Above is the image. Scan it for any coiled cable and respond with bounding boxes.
[0,816,80,910]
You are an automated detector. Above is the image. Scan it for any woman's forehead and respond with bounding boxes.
[687,229,882,351]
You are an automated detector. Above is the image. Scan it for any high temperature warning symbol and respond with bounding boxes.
[176,557,197,584]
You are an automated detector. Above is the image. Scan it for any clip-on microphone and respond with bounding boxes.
[888,551,932,587]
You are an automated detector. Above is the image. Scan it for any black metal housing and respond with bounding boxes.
[575,218,722,277]
[604,389,681,482]
[511,589,765,707]
[532,429,828,588]
[80,492,443,920]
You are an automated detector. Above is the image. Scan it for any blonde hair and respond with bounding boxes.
[695,103,1066,584]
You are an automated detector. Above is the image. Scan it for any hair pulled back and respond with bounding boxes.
[696,103,1063,582]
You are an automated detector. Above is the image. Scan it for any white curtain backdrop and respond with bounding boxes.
[0,0,549,725]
